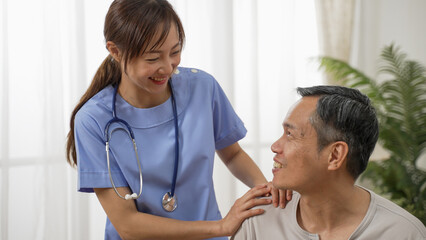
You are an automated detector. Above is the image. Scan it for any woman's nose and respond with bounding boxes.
[158,59,174,75]
[159,55,180,75]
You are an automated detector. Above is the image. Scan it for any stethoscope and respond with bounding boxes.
[104,80,180,212]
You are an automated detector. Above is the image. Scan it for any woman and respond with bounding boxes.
[66,0,288,239]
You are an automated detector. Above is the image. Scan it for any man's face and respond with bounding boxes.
[271,96,329,192]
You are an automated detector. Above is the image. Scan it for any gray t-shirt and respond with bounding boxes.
[232,188,426,240]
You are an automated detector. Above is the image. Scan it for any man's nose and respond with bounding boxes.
[271,140,280,153]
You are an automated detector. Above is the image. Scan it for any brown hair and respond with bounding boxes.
[66,0,185,167]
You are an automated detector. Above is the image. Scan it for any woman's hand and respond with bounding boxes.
[218,184,272,236]
[267,182,293,208]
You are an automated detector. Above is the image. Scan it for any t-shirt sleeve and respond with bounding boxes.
[75,110,128,193]
[211,79,247,150]
[231,219,254,240]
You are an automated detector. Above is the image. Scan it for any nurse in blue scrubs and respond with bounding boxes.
[66,0,290,239]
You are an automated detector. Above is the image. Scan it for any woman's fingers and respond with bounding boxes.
[239,196,271,213]
[220,184,272,236]
[279,189,287,208]
[239,184,270,201]
[236,198,270,219]
[234,185,271,212]
[266,182,279,207]
[266,182,293,208]
[286,189,293,201]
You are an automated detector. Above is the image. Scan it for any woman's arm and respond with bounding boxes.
[216,142,267,187]
[217,142,292,208]
[94,184,271,240]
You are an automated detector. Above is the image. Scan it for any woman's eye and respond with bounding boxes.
[171,50,180,55]
[146,58,159,62]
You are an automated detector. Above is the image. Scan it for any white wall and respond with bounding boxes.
[351,0,426,164]
[351,0,426,77]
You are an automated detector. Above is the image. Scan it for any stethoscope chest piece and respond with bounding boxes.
[162,192,177,212]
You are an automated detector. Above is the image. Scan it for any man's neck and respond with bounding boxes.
[296,185,371,240]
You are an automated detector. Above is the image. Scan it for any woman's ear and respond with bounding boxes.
[106,41,122,62]
[327,141,348,171]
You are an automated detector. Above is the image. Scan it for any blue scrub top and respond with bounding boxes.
[75,67,247,239]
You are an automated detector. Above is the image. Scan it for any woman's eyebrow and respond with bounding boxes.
[146,42,181,54]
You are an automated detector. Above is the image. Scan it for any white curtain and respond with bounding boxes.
[170,0,321,215]
[0,0,320,239]
[0,0,111,239]
[315,0,356,84]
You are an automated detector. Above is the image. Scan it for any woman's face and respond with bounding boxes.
[118,23,182,107]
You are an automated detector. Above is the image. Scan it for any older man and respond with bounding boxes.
[233,86,426,240]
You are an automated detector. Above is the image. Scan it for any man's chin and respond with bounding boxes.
[272,179,289,190]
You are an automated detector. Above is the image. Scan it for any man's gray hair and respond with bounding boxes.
[297,85,379,179]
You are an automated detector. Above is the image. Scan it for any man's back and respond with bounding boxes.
[232,189,426,240]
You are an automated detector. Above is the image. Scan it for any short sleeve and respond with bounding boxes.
[232,219,254,240]
[75,110,128,193]
[212,80,247,150]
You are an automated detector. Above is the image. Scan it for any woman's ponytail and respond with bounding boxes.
[66,0,185,167]
[66,55,121,167]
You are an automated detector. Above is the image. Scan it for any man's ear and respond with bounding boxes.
[106,41,122,62]
[327,141,348,171]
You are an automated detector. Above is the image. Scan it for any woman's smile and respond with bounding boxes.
[149,76,169,85]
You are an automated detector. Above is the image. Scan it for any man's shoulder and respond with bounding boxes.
[372,190,426,228]
[232,195,300,240]
[358,189,426,239]
[250,195,298,219]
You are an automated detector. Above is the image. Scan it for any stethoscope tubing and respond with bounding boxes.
[170,81,179,197]
[104,80,179,202]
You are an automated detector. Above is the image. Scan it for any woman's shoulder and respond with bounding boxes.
[174,67,222,97]
[175,67,213,77]
[174,67,216,85]
[75,86,114,125]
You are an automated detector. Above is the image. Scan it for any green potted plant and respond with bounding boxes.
[317,44,426,224]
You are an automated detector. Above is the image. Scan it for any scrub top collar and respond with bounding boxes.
[101,72,190,129]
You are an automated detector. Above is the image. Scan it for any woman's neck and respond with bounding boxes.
[118,82,171,109]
